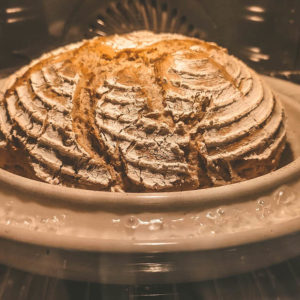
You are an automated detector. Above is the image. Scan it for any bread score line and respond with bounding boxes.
[0,31,286,192]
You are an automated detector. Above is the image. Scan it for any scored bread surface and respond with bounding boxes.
[0,31,286,192]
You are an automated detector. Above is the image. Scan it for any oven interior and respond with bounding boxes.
[0,0,300,299]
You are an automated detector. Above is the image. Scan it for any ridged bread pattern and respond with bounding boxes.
[0,31,286,192]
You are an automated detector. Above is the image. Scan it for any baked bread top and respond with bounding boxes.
[0,31,286,192]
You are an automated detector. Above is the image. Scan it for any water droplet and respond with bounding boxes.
[274,187,296,206]
[60,214,66,220]
[51,216,59,223]
[190,215,200,221]
[257,199,265,206]
[125,216,139,230]
[41,218,47,224]
[217,208,225,216]
[196,226,205,235]
[171,217,184,223]
[206,211,216,220]
[256,207,273,220]
[190,215,202,226]
[148,219,163,231]
[23,217,32,226]
[112,218,120,224]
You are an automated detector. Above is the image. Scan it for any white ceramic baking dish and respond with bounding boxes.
[0,70,299,283]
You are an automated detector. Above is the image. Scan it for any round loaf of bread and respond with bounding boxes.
[0,31,286,192]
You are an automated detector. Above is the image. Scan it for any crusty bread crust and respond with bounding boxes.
[0,31,286,192]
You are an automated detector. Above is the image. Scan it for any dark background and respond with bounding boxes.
[0,0,300,80]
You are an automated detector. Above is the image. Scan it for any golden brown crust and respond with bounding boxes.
[0,31,286,192]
